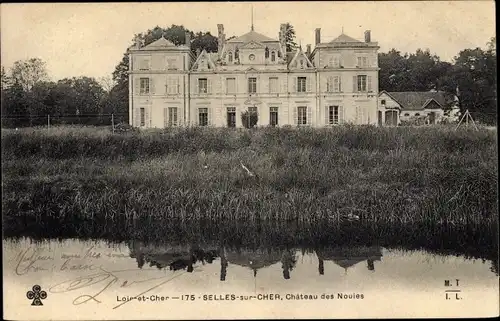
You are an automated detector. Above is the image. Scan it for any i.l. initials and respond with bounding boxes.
[444,279,462,300]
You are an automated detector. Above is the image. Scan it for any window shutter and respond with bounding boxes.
[134,78,140,95]
[292,77,297,92]
[339,106,344,124]
[307,77,312,92]
[307,106,312,125]
[145,107,150,127]
[222,78,227,94]
[339,76,342,92]
[352,76,357,93]
[208,108,212,126]
[282,78,287,93]
[335,76,340,92]
[293,107,297,126]
[176,78,180,94]
[195,79,199,94]
[367,76,372,92]
[325,106,330,125]
[235,78,238,94]
[208,79,212,94]
[150,78,155,94]
[164,108,168,127]
[134,108,140,127]
[265,77,270,93]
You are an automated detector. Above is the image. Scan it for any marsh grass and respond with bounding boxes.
[2,125,498,238]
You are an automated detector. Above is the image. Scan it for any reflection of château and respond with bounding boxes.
[128,242,383,279]
[128,241,296,280]
[220,247,297,280]
[316,246,382,274]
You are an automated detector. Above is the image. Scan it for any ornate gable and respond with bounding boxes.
[288,48,314,70]
[240,40,266,50]
[191,50,216,72]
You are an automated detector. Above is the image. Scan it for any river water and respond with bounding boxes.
[3,237,499,319]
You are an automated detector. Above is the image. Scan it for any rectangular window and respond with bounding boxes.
[248,77,257,93]
[357,56,368,67]
[327,76,341,92]
[140,108,145,126]
[199,108,208,126]
[226,78,236,94]
[140,78,150,94]
[357,75,367,92]
[166,78,178,94]
[168,107,178,126]
[269,77,278,93]
[297,77,307,93]
[198,78,208,93]
[329,106,339,125]
[227,107,236,128]
[298,106,307,125]
[270,107,278,127]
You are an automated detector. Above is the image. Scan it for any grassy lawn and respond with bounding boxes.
[1,125,498,239]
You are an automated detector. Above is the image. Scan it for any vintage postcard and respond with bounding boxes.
[2,1,498,319]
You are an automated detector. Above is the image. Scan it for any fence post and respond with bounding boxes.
[47,115,50,130]
[112,113,115,133]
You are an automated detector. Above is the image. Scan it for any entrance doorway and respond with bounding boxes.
[385,110,398,126]
[227,107,236,127]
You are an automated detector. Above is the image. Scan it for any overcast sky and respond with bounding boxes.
[1,1,495,81]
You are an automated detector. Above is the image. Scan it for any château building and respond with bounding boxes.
[127,23,381,128]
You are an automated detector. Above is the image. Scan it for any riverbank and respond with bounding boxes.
[2,125,497,236]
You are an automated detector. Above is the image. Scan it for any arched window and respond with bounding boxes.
[300,60,304,69]
[265,47,269,58]
[271,51,276,62]
[228,52,233,62]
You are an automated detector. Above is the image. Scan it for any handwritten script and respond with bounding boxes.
[11,245,182,308]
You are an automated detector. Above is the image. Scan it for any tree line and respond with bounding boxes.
[1,24,496,127]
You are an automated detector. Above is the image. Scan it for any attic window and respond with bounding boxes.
[381,99,386,105]
[228,52,233,63]
[271,51,276,62]
[300,60,304,69]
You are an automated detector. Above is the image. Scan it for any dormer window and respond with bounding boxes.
[228,52,233,63]
[271,51,276,62]
[300,60,304,69]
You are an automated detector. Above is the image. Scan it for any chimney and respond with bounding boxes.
[315,28,321,45]
[217,24,225,54]
[364,30,371,43]
[185,32,191,49]
[306,44,311,56]
[279,23,287,53]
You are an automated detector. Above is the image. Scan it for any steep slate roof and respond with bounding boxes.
[228,30,278,43]
[330,33,362,43]
[386,91,447,110]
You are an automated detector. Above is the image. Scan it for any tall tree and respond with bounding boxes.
[438,45,497,124]
[10,58,49,92]
[284,23,297,52]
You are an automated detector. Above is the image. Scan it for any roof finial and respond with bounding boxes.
[251,4,254,31]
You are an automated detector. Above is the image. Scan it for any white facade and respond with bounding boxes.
[128,24,380,128]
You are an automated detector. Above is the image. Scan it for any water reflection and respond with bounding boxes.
[128,241,414,281]
[316,246,383,275]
